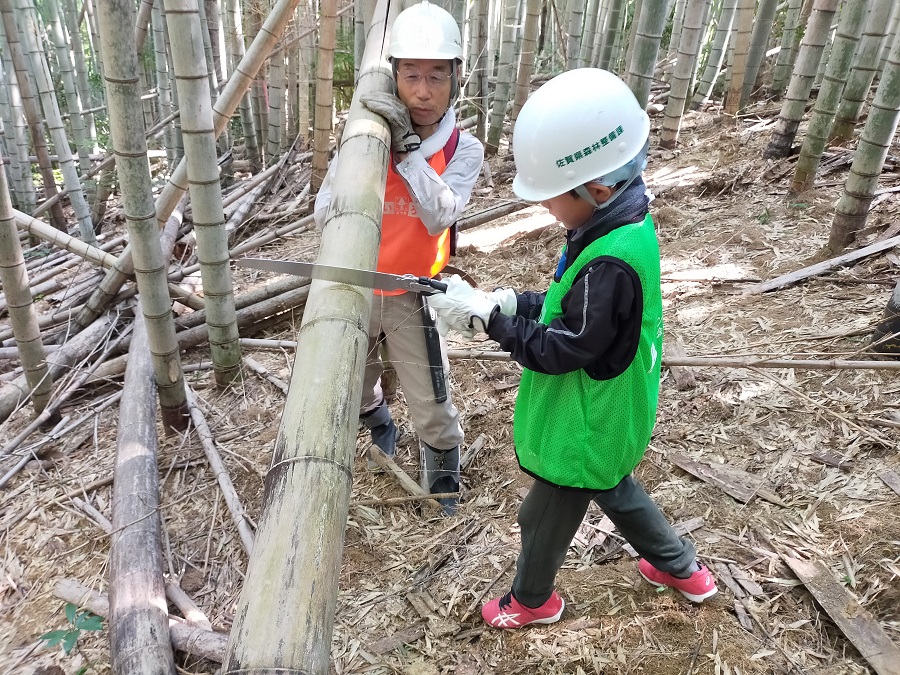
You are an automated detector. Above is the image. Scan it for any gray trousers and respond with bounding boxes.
[360,291,463,450]
[512,475,696,607]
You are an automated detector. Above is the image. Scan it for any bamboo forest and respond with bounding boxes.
[1,0,900,672]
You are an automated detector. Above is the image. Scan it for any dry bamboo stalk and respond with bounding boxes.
[164,582,213,631]
[108,310,176,674]
[242,356,288,393]
[351,492,460,507]
[0,345,59,359]
[85,286,312,383]
[0,313,115,425]
[367,447,444,511]
[12,209,118,269]
[71,496,113,533]
[54,579,228,663]
[184,385,255,554]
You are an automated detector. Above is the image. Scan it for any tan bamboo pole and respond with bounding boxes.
[98,0,189,431]
[0,146,53,415]
[184,385,255,553]
[12,210,117,269]
[108,311,175,674]
[222,0,397,670]
[54,579,228,663]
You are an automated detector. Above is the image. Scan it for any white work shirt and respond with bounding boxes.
[314,108,484,236]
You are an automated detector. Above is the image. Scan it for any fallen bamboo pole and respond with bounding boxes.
[184,385,255,554]
[0,314,116,425]
[54,579,227,663]
[108,310,175,673]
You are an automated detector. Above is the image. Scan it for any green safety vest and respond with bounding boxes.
[513,214,663,490]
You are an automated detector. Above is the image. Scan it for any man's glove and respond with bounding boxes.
[360,92,421,154]
[487,288,517,316]
[428,275,499,336]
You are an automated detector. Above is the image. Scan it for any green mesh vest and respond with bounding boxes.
[513,214,663,490]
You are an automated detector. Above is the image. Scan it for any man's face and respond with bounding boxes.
[395,58,453,128]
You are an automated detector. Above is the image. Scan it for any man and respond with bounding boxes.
[314,1,484,515]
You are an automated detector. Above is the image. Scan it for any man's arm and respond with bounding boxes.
[394,134,484,235]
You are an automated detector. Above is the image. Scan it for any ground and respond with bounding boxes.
[1,102,900,675]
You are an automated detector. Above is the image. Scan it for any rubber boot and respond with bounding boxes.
[361,401,398,470]
[420,443,460,515]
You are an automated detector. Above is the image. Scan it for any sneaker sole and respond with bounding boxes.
[639,571,718,603]
[531,598,565,624]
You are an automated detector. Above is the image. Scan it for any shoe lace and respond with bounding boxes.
[498,592,514,611]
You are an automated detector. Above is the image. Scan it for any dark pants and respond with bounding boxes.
[512,475,696,607]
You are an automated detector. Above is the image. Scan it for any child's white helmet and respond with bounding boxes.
[388,1,463,63]
[512,68,651,203]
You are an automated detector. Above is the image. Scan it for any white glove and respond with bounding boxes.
[427,275,499,335]
[487,287,517,316]
[360,92,421,154]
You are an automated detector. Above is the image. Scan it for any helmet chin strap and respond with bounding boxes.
[576,139,650,211]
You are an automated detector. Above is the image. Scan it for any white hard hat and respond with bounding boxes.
[388,1,463,62]
[512,68,651,203]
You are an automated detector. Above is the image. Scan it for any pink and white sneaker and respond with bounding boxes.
[482,590,565,629]
[639,559,718,602]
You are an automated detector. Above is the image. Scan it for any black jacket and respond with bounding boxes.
[487,181,650,381]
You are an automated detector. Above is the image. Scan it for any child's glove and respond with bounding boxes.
[428,275,499,336]
[360,92,421,154]
[486,288,517,316]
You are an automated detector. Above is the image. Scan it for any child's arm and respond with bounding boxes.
[486,259,643,379]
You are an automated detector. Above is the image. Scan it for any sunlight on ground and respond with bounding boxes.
[645,163,710,192]
[458,206,558,252]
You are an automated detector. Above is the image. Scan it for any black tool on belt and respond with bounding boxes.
[420,294,447,403]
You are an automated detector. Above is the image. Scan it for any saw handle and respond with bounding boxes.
[420,277,448,294]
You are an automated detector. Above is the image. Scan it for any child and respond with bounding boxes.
[427,68,717,628]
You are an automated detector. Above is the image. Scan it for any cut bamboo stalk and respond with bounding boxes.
[243,356,288,393]
[54,579,228,663]
[164,582,213,631]
[184,384,255,554]
[108,311,175,674]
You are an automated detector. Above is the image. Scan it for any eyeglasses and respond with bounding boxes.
[398,71,452,87]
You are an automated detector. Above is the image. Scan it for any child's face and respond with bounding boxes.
[540,191,599,231]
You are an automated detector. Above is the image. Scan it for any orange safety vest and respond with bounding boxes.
[376,129,459,296]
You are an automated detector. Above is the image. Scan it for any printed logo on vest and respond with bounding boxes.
[384,196,417,217]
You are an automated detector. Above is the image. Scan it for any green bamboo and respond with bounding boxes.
[0,144,53,415]
[18,0,94,243]
[827,29,900,253]
[486,0,519,154]
[512,0,541,122]
[770,0,806,97]
[792,0,871,194]
[738,0,779,108]
[99,0,189,430]
[830,0,896,144]
[626,0,669,107]
[764,0,840,158]
[222,1,396,669]
[311,0,336,190]
[660,0,708,147]
[0,1,68,232]
[164,0,241,385]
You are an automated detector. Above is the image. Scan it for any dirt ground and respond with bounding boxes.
[1,103,900,675]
